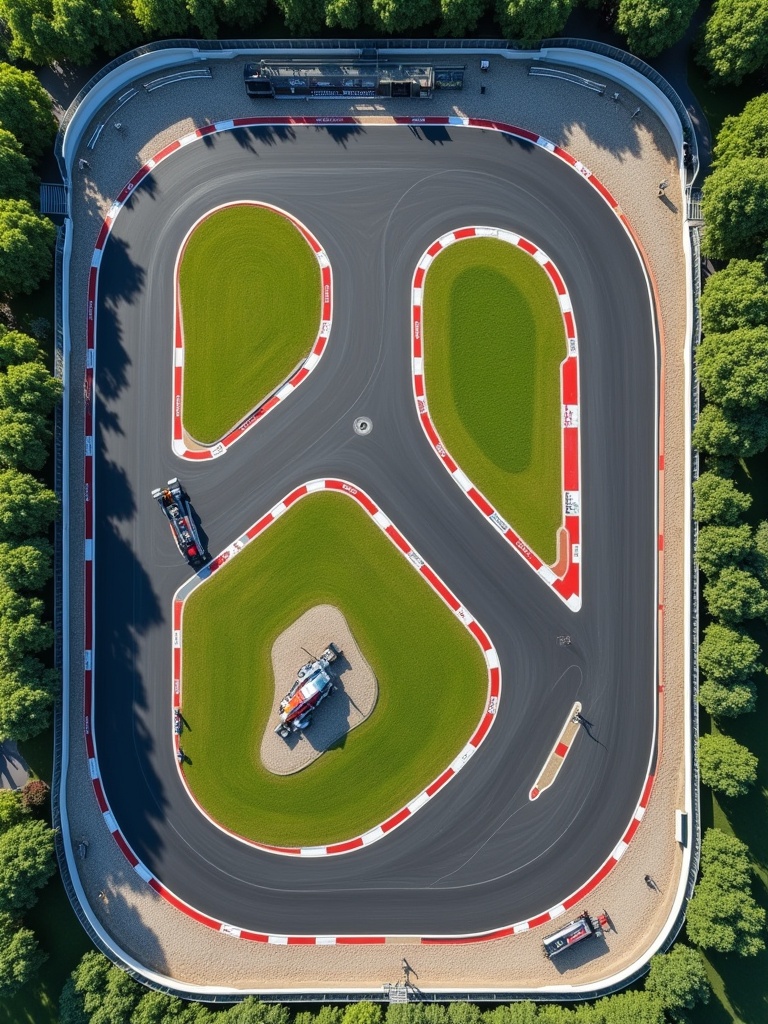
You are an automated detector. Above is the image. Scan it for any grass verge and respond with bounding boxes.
[179,204,321,445]
[182,492,487,847]
[423,238,565,565]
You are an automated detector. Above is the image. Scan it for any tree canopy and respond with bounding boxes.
[693,404,768,459]
[696,523,754,577]
[615,0,699,58]
[0,63,57,161]
[0,912,45,998]
[644,945,711,1021]
[698,0,768,85]
[699,677,757,717]
[0,470,58,543]
[703,565,768,622]
[701,157,768,261]
[270,0,325,32]
[0,361,62,417]
[495,0,575,42]
[699,732,758,796]
[0,327,41,370]
[699,623,763,685]
[715,93,768,165]
[687,828,766,955]
[0,199,56,296]
[693,471,752,524]
[696,325,768,410]
[0,817,56,914]
[699,259,768,334]
[438,0,488,35]
[0,128,37,203]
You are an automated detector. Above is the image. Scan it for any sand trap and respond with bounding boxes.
[260,605,378,775]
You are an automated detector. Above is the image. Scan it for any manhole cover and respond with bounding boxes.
[354,417,373,436]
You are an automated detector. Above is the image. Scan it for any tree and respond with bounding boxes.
[699,623,762,685]
[0,361,62,417]
[324,0,365,27]
[0,408,52,471]
[703,565,768,622]
[699,733,758,796]
[0,199,56,296]
[693,471,752,524]
[60,952,142,1024]
[270,0,324,31]
[644,945,710,1019]
[369,0,439,31]
[0,657,58,740]
[495,0,576,41]
[701,157,768,261]
[132,989,214,1024]
[0,913,45,997]
[696,326,768,410]
[714,93,768,165]
[439,0,488,35]
[0,581,53,661]
[0,469,58,542]
[699,677,757,717]
[615,0,698,58]
[687,829,766,955]
[51,0,141,64]
[753,519,768,580]
[217,0,267,28]
[0,790,26,831]
[0,327,40,370]
[342,1005,384,1024]
[482,1006,538,1024]
[130,0,189,35]
[595,991,665,1024]
[698,0,768,85]
[696,523,754,577]
[0,128,36,203]
[700,260,768,336]
[0,2,57,67]
[0,63,56,160]
[693,404,768,459]
[0,539,53,591]
[0,817,55,914]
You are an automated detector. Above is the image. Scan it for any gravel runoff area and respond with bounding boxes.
[261,605,378,777]
[65,54,689,990]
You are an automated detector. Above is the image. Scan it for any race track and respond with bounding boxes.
[90,122,658,939]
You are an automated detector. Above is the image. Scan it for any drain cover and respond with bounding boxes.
[354,417,373,436]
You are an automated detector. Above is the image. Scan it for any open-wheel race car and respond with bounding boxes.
[151,478,208,570]
[275,643,341,739]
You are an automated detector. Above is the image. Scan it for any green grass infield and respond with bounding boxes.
[179,204,321,445]
[181,492,488,847]
[424,237,566,565]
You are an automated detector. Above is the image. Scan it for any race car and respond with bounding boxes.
[275,643,341,738]
[151,478,208,570]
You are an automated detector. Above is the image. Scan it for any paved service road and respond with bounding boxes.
[93,125,657,938]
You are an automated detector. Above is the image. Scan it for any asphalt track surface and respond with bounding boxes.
[93,124,657,938]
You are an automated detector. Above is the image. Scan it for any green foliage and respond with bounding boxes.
[227,998,292,1024]
[132,988,214,1023]
[495,0,576,41]
[218,0,267,27]
[0,63,56,159]
[699,259,768,334]
[0,581,53,661]
[271,0,325,32]
[702,157,768,260]
[703,564,768,622]
[0,817,55,914]
[0,361,62,417]
[644,945,711,1019]
[0,539,53,590]
[696,325,768,409]
[696,523,753,576]
[0,325,41,369]
[0,3,57,68]
[0,199,56,296]
[699,732,758,796]
[693,403,768,458]
[593,990,665,1024]
[687,828,766,955]
[715,93,768,165]
[0,912,45,997]
[130,0,189,34]
[324,0,365,27]
[369,0,439,31]
[482,1006,538,1024]
[51,0,141,64]
[698,0,768,85]
[699,622,762,684]
[0,657,58,740]
[0,408,52,471]
[0,789,26,831]
[61,952,141,1024]
[693,470,752,524]
[615,0,699,58]
[342,1005,383,1024]
[0,128,37,203]
[439,0,488,34]
[0,469,58,542]
[699,676,757,717]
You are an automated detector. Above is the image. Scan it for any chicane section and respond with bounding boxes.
[86,118,660,940]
